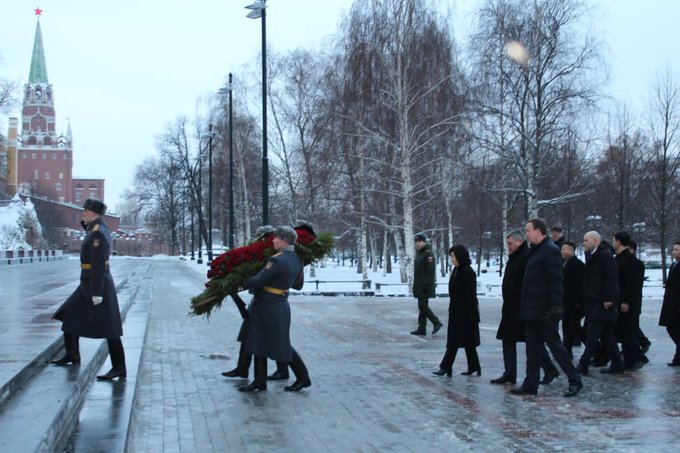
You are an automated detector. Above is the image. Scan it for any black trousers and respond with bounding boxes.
[617,315,644,366]
[501,339,557,381]
[416,297,440,331]
[439,346,479,372]
[523,320,581,390]
[562,309,586,356]
[666,324,680,362]
[579,320,623,369]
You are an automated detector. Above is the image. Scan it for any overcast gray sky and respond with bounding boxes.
[1,0,679,211]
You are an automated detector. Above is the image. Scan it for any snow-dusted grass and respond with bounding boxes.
[179,255,666,299]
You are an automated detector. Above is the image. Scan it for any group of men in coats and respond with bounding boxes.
[492,219,680,397]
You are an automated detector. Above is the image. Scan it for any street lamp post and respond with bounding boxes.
[246,0,268,225]
[197,146,203,265]
[218,74,236,249]
[207,123,214,263]
[190,184,195,260]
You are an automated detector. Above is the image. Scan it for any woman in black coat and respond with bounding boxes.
[433,245,481,377]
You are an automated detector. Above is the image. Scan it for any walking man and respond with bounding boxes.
[510,218,582,397]
[240,226,311,392]
[576,231,625,375]
[491,230,559,385]
[659,241,680,367]
[52,198,126,381]
[411,234,443,336]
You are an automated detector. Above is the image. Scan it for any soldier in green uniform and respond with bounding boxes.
[411,234,443,335]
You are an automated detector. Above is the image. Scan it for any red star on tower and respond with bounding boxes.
[34,7,42,16]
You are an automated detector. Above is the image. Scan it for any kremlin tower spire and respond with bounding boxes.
[15,8,74,203]
[28,8,49,84]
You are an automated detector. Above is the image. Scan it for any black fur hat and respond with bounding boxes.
[83,198,107,216]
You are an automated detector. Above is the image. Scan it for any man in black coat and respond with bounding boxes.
[510,218,582,397]
[551,225,565,250]
[491,230,559,385]
[659,241,680,366]
[629,241,651,354]
[576,231,625,375]
[52,198,126,381]
[241,226,311,392]
[561,241,586,359]
[613,232,646,370]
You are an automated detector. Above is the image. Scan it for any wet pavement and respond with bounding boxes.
[123,260,680,452]
[2,258,680,452]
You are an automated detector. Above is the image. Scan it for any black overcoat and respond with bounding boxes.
[584,244,619,323]
[563,256,585,315]
[413,245,436,298]
[519,237,564,322]
[244,246,303,363]
[446,264,480,348]
[496,241,529,341]
[54,218,123,339]
[660,262,680,327]
[616,249,642,317]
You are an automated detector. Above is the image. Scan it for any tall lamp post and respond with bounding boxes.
[207,123,214,263]
[197,143,204,265]
[218,73,235,249]
[246,0,268,225]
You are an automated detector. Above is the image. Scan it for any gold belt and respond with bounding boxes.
[263,286,288,296]
[81,261,109,270]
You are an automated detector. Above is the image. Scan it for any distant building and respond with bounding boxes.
[2,11,118,239]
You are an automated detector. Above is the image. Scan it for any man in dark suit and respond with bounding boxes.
[613,232,646,370]
[577,231,625,375]
[561,241,586,359]
[629,241,651,354]
[510,218,582,397]
[659,241,680,366]
[491,230,558,385]
[551,226,565,250]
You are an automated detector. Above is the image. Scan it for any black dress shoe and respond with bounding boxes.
[599,365,625,374]
[284,377,311,392]
[641,341,651,353]
[432,322,443,335]
[564,382,583,397]
[239,381,267,392]
[267,370,290,381]
[667,361,680,367]
[490,376,516,385]
[626,360,645,371]
[51,354,81,366]
[96,368,127,381]
[410,330,426,336]
[222,368,248,378]
[461,368,481,376]
[510,386,537,395]
[540,369,559,385]
[432,368,452,377]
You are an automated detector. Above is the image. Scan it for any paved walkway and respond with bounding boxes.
[124,260,680,452]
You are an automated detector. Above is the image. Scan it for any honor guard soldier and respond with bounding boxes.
[52,198,127,381]
[240,226,311,392]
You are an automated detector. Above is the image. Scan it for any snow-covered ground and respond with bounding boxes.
[180,254,666,299]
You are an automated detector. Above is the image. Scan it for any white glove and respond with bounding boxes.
[92,296,103,305]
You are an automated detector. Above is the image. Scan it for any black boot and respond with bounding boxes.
[51,334,81,366]
[239,355,267,391]
[97,338,127,381]
[285,348,311,392]
[222,342,251,378]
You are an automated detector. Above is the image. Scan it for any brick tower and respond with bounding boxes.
[16,11,74,203]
